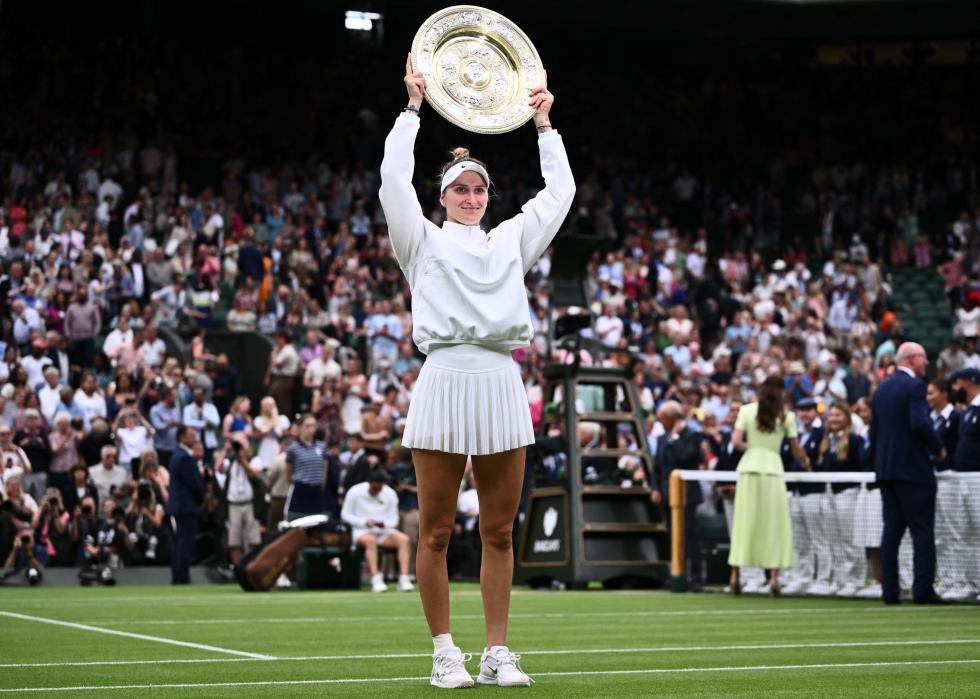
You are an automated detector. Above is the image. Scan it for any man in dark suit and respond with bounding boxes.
[649,401,705,591]
[869,342,944,604]
[167,425,204,584]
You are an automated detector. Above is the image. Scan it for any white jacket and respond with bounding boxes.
[379,112,575,354]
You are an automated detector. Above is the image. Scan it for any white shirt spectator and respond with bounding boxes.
[457,487,480,532]
[98,178,122,208]
[686,251,705,279]
[139,337,167,367]
[116,425,150,464]
[39,383,63,423]
[957,307,979,339]
[664,344,692,374]
[74,389,108,422]
[304,355,343,387]
[103,327,133,360]
[341,481,400,542]
[90,462,131,504]
[595,311,624,347]
[13,306,42,345]
[183,401,221,450]
[21,353,53,391]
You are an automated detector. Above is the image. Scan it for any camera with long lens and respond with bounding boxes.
[137,480,153,507]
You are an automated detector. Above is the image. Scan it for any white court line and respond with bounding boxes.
[2,638,978,669]
[80,604,969,626]
[1,658,978,692]
[0,611,274,660]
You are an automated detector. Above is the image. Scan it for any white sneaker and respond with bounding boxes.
[275,573,292,589]
[808,580,837,596]
[370,573,388,593]
[431,647,474,689]
[397,575,415,592]
[741,579,767,594]
[855,582,882,599]
[478,646,532,687]
[781,578,808,595]
[940,585,973,601]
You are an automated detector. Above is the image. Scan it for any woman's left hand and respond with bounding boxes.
[528,71,553,127]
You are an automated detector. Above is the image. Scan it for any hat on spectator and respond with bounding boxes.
[772,259,787,272]
[950,368,980,384]
[788,361,806,374]
[795,397,818,410]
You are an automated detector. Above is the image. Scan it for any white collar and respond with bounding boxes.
[931,403,954,420]
[972,393,980,407]
[897,366,916,378]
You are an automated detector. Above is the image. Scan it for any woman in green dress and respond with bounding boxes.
[729,375,811,596]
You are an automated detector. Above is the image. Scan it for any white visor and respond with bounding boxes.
[440,161,490,193]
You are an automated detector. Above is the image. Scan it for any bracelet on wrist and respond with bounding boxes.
[535,121,552,132]
[404,105,420,115]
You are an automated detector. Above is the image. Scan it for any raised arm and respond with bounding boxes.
[378,54,429,269]
[515,72,576,273]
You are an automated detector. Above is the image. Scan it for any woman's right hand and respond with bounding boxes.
[404,53,427,107]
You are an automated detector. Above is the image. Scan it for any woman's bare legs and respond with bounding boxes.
[413,448,468,637]
[470,447,526,648]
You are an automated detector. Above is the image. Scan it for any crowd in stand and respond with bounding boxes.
[1,33,979,587]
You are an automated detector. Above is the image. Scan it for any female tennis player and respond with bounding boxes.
[379,54,575,688]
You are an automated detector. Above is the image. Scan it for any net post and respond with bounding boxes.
[668,469,686,592]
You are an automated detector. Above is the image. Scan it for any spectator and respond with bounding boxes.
[216,442,260,566]
[253,396,289,470]
[340,468,414,593]
[15,409,51,492]
[114,408,154,478]
[149,387,181,468]
[181,387,220,466]
[221,396,252,451]
[267,331,300,417]
[936,339,967,378]
[88,446,132,506]
[390,448,419,575]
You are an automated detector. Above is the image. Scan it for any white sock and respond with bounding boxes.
[433,633,455,653]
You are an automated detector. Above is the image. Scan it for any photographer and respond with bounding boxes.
[125,478,170,564]
[216,440,261,566]
[70,495,100,565]
[0,498,32,575]
[78,499,132,571]
[2,526,44,586]
[32,488,72,566]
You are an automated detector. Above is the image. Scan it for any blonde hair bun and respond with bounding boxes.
[449,147,470,161]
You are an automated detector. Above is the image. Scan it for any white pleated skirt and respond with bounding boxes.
[402,344,535,456]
